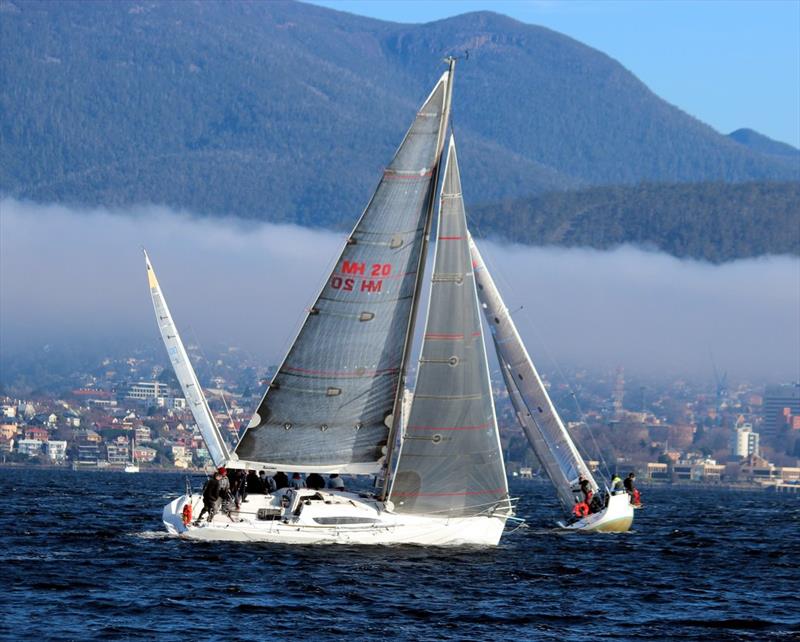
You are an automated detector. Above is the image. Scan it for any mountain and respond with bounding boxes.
[470,181,800,263]
[1,0,797,229]
[728,128,800,160]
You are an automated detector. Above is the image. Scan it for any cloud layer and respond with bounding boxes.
[1,198,798,383]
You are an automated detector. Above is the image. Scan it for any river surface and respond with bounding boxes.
[2,469,797,641]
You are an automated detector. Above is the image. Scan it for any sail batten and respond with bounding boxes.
[468,236,598,514]
[144,251,230,468]
[389,136,511,517]
[234,72,452,473]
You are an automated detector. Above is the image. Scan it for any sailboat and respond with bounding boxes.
[468,237,634,532]
[154,60,514,545]
[124,435,140,473]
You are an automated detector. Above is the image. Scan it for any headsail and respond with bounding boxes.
[234,71,453,474]
[390,136,511,517]
[144,251,231,467]
[468,236,598,514]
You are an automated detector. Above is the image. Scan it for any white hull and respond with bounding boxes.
[163,488,508,546]
[558,493,635,532]
[124,465,140,473]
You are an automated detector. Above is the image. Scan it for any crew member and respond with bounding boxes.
[327,473,345,491]
[624,472,640,505]
[273,471,289,490]
[290,472,306,489]
[579,475,593,505]
[306,472,325,490]
[194,471,222,524]
[610,473,624,494]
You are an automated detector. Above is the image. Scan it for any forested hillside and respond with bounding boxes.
[470,182,800,263]
[1,0,797,229]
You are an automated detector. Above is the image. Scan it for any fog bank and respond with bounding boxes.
[1,198,798,383]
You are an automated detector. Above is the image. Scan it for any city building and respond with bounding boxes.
[17,438,43,457]
[126,381,168,402]
[732,423,760,458]
[762,384,800,437]
[106,443,130,465]
[45,440,67,463]
[76,443,100,465]
[134,446,157,463]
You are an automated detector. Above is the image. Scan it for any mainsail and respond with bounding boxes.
[468,236,598,513]
[389,136,511,517]
[234,71,453,474]
[144,251,231,467]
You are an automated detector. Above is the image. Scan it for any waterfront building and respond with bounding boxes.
[646,462,669,480]
[17,438,43,457]
[45,440,67,463]
[133,446,157,463]
[76,443,100,465]
[763,384,800,437]
[732,423,760,458]
[106,443,130,465]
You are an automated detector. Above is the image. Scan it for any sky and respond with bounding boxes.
[308,0,800,148]
[2,198,798,385]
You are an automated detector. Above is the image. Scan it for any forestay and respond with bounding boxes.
[468,236,598,514]
[234,72,452,474]
[144,251,231,467]
[390,137,511,517]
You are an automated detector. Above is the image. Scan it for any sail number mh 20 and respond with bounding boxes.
[331,261,391,293]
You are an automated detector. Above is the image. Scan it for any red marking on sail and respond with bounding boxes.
[408,422,492,431]
[424,333,464,340]
[383,170,433,181]
[284,365,399,378]
[391,487,506,497]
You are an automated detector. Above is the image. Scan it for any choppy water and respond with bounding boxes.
[2,469,798,641]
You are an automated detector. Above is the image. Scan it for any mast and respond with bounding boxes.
[468,235,598,514]
[144,250,231,468]
[381,57,456,499]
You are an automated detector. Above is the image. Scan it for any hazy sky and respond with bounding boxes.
[308,0,800,147]
[2,198,798,385]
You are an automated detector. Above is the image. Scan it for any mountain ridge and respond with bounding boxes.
[1,0,798,256]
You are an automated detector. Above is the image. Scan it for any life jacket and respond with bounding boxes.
[573,502,590,518]
[181,503,192,525]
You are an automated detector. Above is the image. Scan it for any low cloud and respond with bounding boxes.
[1,198,797,383]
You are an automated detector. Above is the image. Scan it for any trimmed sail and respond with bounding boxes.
[234,72,452,474]
[144,251,231,467]
[390,136,511,517]
[468,236,598,514]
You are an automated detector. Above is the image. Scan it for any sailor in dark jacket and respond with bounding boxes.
[194,472,222,524]
[273,471,289,490]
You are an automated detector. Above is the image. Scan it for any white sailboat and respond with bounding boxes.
[468,237,634,532]
[124,435,139,473]
[153,61,515,545]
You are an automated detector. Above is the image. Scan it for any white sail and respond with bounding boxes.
[468,235,597,514]
[144,251,230,468]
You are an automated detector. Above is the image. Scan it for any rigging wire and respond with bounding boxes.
[464,214,613,482]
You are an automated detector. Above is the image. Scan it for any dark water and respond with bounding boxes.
[2,469,798,641]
